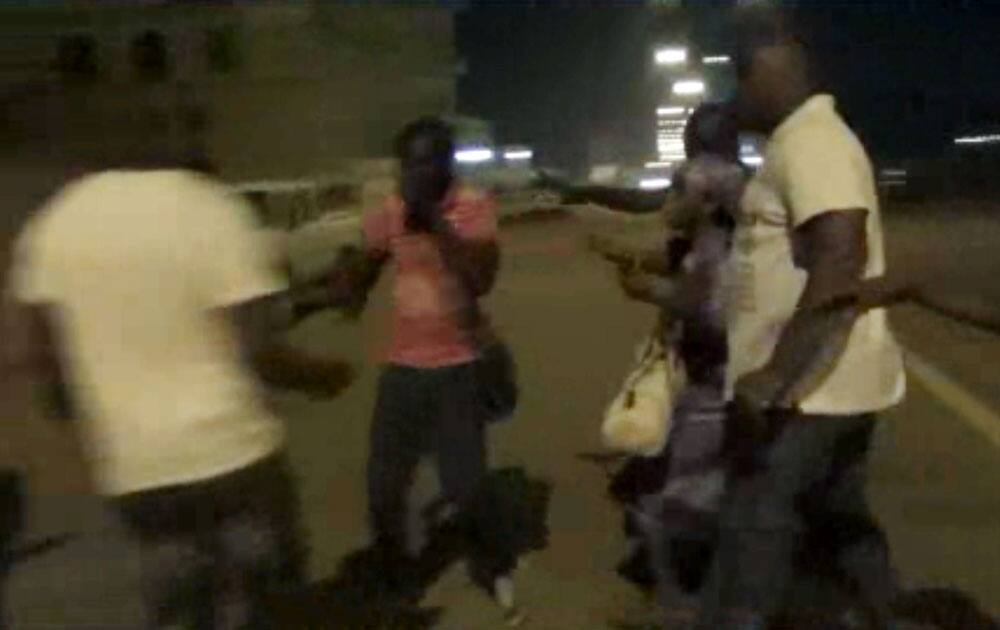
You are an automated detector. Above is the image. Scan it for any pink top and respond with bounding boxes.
[363,186,498,368]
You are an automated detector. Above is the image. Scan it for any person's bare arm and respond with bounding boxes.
[287,245,386,323]
[737,209,869,409]
[911,288,1000,335]
[226,295,355,398]
[588,234,670,276]
[1,301,74,419]
[617,269,680,307]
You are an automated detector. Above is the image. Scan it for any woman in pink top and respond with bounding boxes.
[338,118,522,624]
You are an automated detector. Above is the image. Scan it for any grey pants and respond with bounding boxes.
[115,454,306,630]
[367,363,515,581]
[697,413,895,629]
[639,384,727,614]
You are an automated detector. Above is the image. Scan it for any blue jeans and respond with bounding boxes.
[697,413,895,629]
[115,454,306,629]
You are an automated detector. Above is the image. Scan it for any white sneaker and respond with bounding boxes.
[493,575,526,626]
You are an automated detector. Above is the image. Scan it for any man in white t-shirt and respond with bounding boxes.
[4,166,353,628]
[696,12,907,630]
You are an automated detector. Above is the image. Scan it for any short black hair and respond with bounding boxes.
[733,8,807,79]
[684,102,739,162]
[393,116,455,162]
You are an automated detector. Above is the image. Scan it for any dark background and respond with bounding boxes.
[456,1,1000,173]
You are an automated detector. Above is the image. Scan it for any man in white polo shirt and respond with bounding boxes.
[5,162,353,628]
[695,12,907,630]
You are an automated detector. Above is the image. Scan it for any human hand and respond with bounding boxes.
[733,366,789,425]
[405,201,443,233]
[306,360,357,399]
[617,267,653,301]
[588,234,631,264]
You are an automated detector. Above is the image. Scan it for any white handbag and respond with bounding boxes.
[601,333,686,457]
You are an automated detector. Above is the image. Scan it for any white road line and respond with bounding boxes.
[905,349,1000,449]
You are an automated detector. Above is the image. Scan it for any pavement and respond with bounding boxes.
[1,207,999,628]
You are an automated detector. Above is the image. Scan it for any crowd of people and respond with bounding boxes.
[4,8,1000,630]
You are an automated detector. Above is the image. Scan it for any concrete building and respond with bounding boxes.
[0,2,458,183]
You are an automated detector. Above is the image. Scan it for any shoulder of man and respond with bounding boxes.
[15,172,110,254]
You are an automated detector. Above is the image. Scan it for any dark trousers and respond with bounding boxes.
[697,413,895,629]
[115,454,306,630]
[367,363,515,581]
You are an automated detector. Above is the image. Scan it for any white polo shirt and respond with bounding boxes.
[10,170,286,495]
[727,95,906,415]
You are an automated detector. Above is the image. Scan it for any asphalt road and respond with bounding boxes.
[2,208,999,628]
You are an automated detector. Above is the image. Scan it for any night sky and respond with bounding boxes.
[456,1,1000,173]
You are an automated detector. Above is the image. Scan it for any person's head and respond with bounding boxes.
[394,117,455,211]
[684,102,739,163]
[733,9,815,134]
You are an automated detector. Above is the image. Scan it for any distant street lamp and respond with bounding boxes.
[455,147,495,164]
[656,106,687,116]
[639,177,672,190]
[703,55,731,65]
[954,134,1000,145]
[654,47,687,66]
[503,149,534,161]
[672,79,706,96]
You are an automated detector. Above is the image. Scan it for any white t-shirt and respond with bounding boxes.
[726,95,906,415]
[10,170,286,495]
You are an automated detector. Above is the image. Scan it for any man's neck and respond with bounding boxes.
[767,86,815,135]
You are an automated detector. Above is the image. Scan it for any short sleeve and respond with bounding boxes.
[9,215,56,305]
[779,126,872,227]
[450,189,497,241]
[192,177,287,308]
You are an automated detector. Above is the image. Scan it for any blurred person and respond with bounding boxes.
[339,117,521,624]
[3,161,355,629]
[694,11,907,629]
[592,103,748,622]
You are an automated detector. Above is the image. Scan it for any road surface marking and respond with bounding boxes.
[905,349,1000,449]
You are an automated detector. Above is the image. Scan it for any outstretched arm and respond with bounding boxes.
[912,288,1000,334]
[539,172,668,215]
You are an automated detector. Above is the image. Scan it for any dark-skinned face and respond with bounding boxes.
[735,44,797,134]
[400,134,453,230]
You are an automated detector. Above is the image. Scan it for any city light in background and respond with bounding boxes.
[702,55,731,65]
[654,46,687,66]
[503,148,534,161]
[639,177,672,190]
[656,106,687,117]
[672,79,706,96]
[954,134,1000,145]
[878,167,908,188]
[454,147,495,163]
[740,140,764,168]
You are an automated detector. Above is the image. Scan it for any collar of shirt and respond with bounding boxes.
[768,93,836,149]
